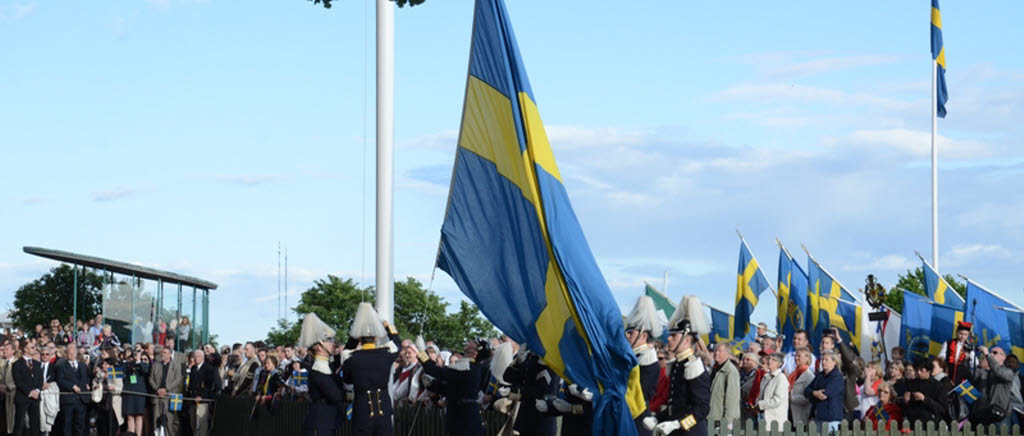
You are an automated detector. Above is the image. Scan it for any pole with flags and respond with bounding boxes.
[930,0,948,274]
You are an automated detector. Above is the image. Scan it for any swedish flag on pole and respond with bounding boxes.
[776,242,808,352]
[435,0,642,433]
[734,236,772,339]
[919,253,963,309]
[931,0,948,118]
[964,279,1015,352]
[805,251,862,351]
[900,291,932,359]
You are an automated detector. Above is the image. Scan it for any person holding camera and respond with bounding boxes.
[821,328,864,420]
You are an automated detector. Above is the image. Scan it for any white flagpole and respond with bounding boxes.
[663,270,668,296]
[376,0,395,323]
[931,57,939,274]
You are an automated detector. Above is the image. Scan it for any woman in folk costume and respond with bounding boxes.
[625,295,666,436]
[341,302,402,436]
[643,295,711,436]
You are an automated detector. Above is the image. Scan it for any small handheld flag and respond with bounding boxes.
[106,366,124,380]
[168,394,183,411]
[291,370,308,387]
[345,404,353,420]
[873,405,891,423]
[952,379,982,405]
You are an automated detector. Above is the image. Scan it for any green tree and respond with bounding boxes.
[884,267,965,314]
[12,265,105,330]
[264,275,498,350]
[264,275,373,347]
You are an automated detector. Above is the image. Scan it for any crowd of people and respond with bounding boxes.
[4,297,1023,436]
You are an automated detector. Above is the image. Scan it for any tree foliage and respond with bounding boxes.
[264,275,497,350]
[308,0,425,10]
[884,266,965,314]
[12,264,105,330]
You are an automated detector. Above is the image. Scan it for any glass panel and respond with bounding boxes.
[192,288,207,348]
[156,281,178,350]
[131,279,156,346]
[102,275,134,345]
[178,287,195,350]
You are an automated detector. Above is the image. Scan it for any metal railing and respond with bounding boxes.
[210,397,509,436]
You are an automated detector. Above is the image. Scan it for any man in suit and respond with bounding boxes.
[12,343,43,436]
[185,350,220,436]
[148,346,184,436]
[1,342,17,435]
[55,343,90,436]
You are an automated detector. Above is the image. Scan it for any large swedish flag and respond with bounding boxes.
[921,257,963,309]
[777,245,808,352]
[1004,309,1024,375]
[710,306,754,354]
[931,0,948,118]
[806,257,861,350]
[965,280,1012,352]
[734,240,771,339]
[900,291,933,359]
[928,302,964,356]
[435,1,640,433]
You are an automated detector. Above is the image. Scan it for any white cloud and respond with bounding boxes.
[830,128,994,160]
[945,244,1012,267]
[731,52,903,79]
[214,174,286,186]
[11,2,35,19]
[709,83,913,112]
[92,186,143,202]
[840,254,917,273]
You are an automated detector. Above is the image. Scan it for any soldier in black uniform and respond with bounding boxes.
[534,379,592,436]
[341,302,401,436]
[502,349,559,436]
[645,295,711,436]
[417,344,484,436]
[298,313,345,436]
[625,296,665,436]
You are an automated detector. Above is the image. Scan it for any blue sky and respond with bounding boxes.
[2,0,1023,345]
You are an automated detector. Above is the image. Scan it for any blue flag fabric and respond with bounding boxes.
[735,240,771,339]
[922,258,963,309]
[710,306,754,355]
[928,303,964,356]
[931,0,948,118]
[434,0,640,433]
[168,394,183,412]
[952,380,982,405]
[965,280,1013,353]
[777,246,808,352]
[1004,309,1024,375]
[806,257,861,350]
[901,291,933,360]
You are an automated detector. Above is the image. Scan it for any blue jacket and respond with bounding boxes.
[804,367,844,422]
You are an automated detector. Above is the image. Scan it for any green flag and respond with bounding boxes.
[644,283,675,325]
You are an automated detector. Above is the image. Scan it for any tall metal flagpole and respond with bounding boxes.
[376,0,395,323]
[931,57,939,273]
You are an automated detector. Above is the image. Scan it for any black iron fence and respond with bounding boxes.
[210,398,509,436]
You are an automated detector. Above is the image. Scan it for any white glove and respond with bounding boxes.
[655,420,681,436]
[493,398,512,414]
[642,416,658,431]
[568,384,594,402]
[535,398,548,413]
[497,386,511,397]
[514,349,529,364]
[552,398,572,413]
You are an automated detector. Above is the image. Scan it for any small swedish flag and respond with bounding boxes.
[106,366,124,380]
[291,370,308,386]
[345,404,353,420]
[168,394,183,411]
[873,405,891,422]
[953,379,982,404]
